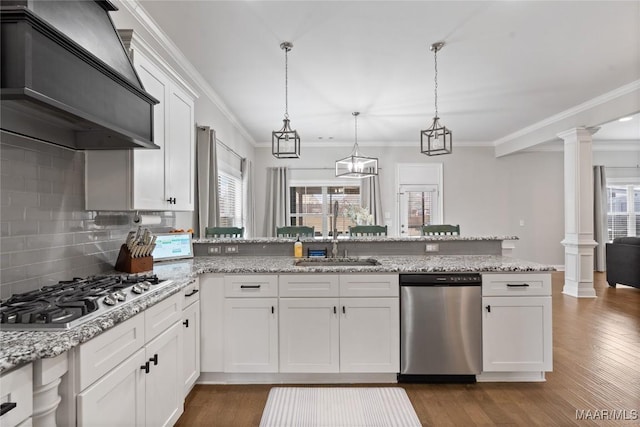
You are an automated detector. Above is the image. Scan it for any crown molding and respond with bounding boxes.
[116,0,257,146]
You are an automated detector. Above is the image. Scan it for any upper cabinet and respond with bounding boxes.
[85,32,196,211]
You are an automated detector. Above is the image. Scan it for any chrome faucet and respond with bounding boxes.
[331,200,339,258]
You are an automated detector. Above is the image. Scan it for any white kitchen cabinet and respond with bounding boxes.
[200,274,225,373]
[481,273,553,376]
[223,298,279,373]
[182,280,200,396]
[279,298,340,373]
[144,322,183,427]
[278,274,399,374]
[75,292,184,427]
[85,35,196,211]
[77,348,146,427]
[339,298,399,373]
[0,363,33,427]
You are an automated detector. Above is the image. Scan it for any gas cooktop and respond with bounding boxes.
[0,274,173,331]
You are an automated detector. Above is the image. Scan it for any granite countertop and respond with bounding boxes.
[191,255,554,274]
[0,254,553,373]
[193,235,519,244]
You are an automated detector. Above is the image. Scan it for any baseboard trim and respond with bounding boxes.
[477,371,546,382]
[197,372,398,385]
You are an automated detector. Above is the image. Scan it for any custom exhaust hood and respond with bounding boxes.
[0,0,159,150]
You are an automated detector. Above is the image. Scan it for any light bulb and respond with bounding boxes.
[432,136,442,149]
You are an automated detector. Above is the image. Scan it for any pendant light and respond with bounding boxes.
[272,41,300,158]
[421,41,452,156]
[335,112,378,178]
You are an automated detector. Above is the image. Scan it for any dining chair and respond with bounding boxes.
[205,226,244,238]
[348,225,388,237]
[421,224,460,236]
[276,226,315,237]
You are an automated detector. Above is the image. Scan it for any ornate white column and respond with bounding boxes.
[33,352,68,427]
[558,127,598,298]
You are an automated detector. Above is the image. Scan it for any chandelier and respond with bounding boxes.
[421,41,452,156]
[335,112,378,179]
[272,41,300,158]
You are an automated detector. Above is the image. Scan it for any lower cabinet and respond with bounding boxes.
[279,297,399,373]
[0,363,33,427]
[75,293,184,427]
[77,322,182,427]
[182,279,200,396]
[223,298,279,373]
[481,273,553,376]
[482,296,552,372]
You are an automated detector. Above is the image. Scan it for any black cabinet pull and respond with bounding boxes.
[506,283,530,287]
[140,361,150,374]
[149,354,158,366]
[240,284,261,289]
[166,197,176,204]
[271,306,275,314]
[485,305,491,313]
[342,306,346,314]
[185,289,199,297]
[333,306,337,314]
[0,402,17,416]
[183,319,189,328]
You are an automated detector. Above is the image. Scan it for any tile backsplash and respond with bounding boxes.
[0,135,175,299]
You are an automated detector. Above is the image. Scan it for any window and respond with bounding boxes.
[607,184,639,240]
[218,169,242,227]
[289,184,360,237]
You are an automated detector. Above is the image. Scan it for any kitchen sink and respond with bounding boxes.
[293,257,381,267]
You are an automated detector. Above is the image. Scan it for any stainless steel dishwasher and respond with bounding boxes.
[398,273,482,383]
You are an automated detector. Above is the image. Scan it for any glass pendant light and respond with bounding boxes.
[335,112,379,178]
[272,41,300,158]
[421,41,452,156]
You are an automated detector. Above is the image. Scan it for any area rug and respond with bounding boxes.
[259,387,421,426]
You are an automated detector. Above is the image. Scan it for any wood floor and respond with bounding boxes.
[176,272,640,426]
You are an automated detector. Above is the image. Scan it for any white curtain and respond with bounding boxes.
[193,126,219,238]
[242,158,255,238]
[361,174,383,225]
[264,167,289,237]
[594,165,608,271]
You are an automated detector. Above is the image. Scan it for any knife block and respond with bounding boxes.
[115,244,153,273]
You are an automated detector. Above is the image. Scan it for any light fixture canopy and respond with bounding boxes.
[421,41,452,156]
[272,41,300,159]
[335,112,379,179]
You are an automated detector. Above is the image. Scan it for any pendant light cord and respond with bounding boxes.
[434,48,438,118]
[284,47,289,119]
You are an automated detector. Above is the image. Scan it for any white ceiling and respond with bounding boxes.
[135,0,640,150]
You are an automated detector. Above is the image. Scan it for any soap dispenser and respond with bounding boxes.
[294,237,303,258]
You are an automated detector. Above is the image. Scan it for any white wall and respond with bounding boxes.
[254,145,566,265]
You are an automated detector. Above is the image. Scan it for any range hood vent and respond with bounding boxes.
[0,0,159,150]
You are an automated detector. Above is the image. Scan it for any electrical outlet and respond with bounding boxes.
[225,245,238,254]
[425,243,439,253]
[207,246,221,255]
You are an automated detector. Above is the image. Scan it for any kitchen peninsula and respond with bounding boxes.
[0,236,554,427]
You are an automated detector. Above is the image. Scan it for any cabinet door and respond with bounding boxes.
[339,298,399,373]
[182,301,200,396]
[77,349,146,427]
[132,52,168,210]
[200,274,225,372]
[279,298,340,373]
[224,298,278,373]
[482,296,552,372]
[166,83,194,211]
[145,322,183,427]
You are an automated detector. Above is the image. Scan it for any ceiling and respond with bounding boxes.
[135,0,640,150]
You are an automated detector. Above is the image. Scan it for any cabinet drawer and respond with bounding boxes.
[182,278,200,308]
[224,275,278,297]
[279,274,339,297]
[339,274,399,297]
[145,292,183,342]
[0,363,33,427]
[482,273,551,296]
[78,314,145,391]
